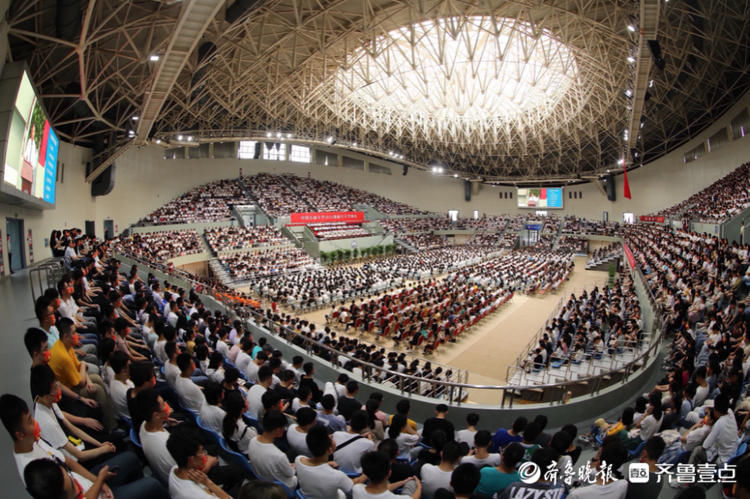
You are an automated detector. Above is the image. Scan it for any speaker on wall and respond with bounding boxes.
[600,173,616,202]
[464,180,471,201]
[91,164,116,197]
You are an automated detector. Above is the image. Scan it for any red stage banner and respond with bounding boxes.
[623,242,636,270]
[639,215,665,223]
[290,211,364,224]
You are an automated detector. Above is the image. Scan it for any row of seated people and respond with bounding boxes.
[556,236,588,254]
[204,226,287,252]
[653,161,750,222]
[372,247,496,277]
[115,230,203,263]
[220,247,316,281]
[139,179,251,225]
[399,233,448,251]
[464,232,504,247]
[383,218,459,234]
[307,222,370,240]
[242,173,311,217]
[587,242,622,268]
[521,281,644,373]
[562,216,622,236]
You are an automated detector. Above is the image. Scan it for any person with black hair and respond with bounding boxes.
[634,392,663,443]
[389,413,420,457]
[296,424,366,498]
[23,457,113,499]
[422,404,455,447]
[490,416,526,452]
[174,352,204,412]
[476,442,523,496]
[518,421,542,461]
[108,351,133,420]
[461,430,500,468]
[247,364,273,418]
[287,407,318,457]
[334,409,377,473]
[338,380,362,422]
[1,393,164,499]
[567,439,628,498]
[247,410,297,488]
[235,337,254,373]
[245,350,267,384]
[164,341,181,387]
[317,393,346,433]
[222,390,257,455]
[456,413,479,448]
[449,462,481,499]
[498,447,564,499]
[533,414,552,447]
[421,441,463,499]
[272,369,297,405]
[379,438,417,483]
[624,436,666,499]
[221,366,248,401]
[199,381,226,434]
[205,351,225,384]
[166,426,231,499]
[299,361,323,403]
[703,392,738,464]
[560,424,582,465]
[354,450,422,499]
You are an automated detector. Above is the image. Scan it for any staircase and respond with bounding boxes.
[208,258,233,285]
[395,237,419,253]
[277,176,316,211]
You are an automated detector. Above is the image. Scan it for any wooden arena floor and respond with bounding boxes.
[286,252,610,405]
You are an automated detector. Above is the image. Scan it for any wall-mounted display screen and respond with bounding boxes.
[3,71,58,204]
[517,187,563,209]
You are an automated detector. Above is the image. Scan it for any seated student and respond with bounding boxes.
[625,436,666,499]
[235,338,254,374]
[48,318,115,431]
[532,415,552,447]
[108,351,134,420]
[273,369,297,405]
[174,352,204,413]
[518,421,542,461]
[30,365,117,464]
[291,385,314,413]
[414,431,447,470]
[420,441,462,499]
[566,438,629,499]
[245,350,267,384]
[498,448,565,499]
[388,399,419,434]
[422,404,455,446]
[287,407,318,457]
[114,318,148,362]
[490,417,526,452]
[449,463,482,499]
[560,424,583,466]
[461,430,500,468]
[222,390,257,455]
[476,442,523,497]
[164,342,181,387]
[317,393,346,433]
[137,389,179,483]
[353,450,422,499]
[247,364,273,419]
[205,352,225,385]
[296,424,367,499]
[24,327,99,422]
[221,367,248,401]
[199,382,226,434]
[166,426,231,499]
[388,414,420,457]
[456,413,480,448]
[338,380,362,422]
[299,362,322,403]
[334,410,377,473]
[247,410,297,489]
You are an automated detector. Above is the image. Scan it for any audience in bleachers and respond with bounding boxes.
[205,226,287,253]
[116,231,203,263]
[220,247,316,281]
[140,179,250,225]
[562,216,622,236]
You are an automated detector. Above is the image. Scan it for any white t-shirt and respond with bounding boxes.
[287,424,312,457]
[246,384,267,418]
[247,438,297,489]
[199,404,226,435]
[456,429,477,447]
[168,466,216,499]
[34,403,69,455]
[352,484,411,499]
[229,420,257,455]
[295,456,353,499]
[245,361,261,384]
[175,376,205,412]
[461,453,501,468]
[139,424,177,483]
[154,340,168,363]
[109,378,135,420]
[216,340,230,358]
[14,440,91,490]
[420,463,454,499]
[236,351,252,373]
[165,361,181,387]
[332,431,375,473]
[566,479,628,499]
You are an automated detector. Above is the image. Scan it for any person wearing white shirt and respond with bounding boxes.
[566,441,629,499]
[139,392,178,483]
[287,407,318,458]
[455,413,479,448]
[296,425,366,499]
[353,450,421,499]
[235,339,254,373]
[199,383,227,435]
[215,329,230,358]
[333,410,376,473]
[461,430,501,468]
[174,353,205,413]
[420,441,462,499]
[247,410,297,489]
[166,428,230,499]
[247,364,273,418]
[221,391,258,455]
[108,351,135,420]
[245,351,268,384]
[703,394,739,464]
[164,342,181,387]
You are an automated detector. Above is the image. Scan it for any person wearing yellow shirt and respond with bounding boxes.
[49,318,116,431]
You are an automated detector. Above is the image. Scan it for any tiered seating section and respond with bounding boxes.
[586,242,622,269]
[204,226,287,252]
[220,247,316,280]
[562,216,621,236]
[306,221,370,240]
[115,230,203,262]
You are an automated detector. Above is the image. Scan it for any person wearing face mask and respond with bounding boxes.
[48,318,115,431]
[167,426,232,499]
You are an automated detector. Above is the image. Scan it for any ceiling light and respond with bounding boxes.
[649,79,654,88]
[286,133,292,138]
[276,132,282,138]
[326,136,335,144]
[128,130,135,137]
[627,56,636,63]
[131,115,139,121]
[266,132,272,138]
[352,142,357,147]
[627,25,636,32]
[617,158,625,166]
[155,139,161,144]
[177,135,183,141]
[453,174,458,178]
[186,136,193,141]
[624,89,633,98]
[149,54,160,62]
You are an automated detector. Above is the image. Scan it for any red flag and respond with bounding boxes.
[623,155,632,199]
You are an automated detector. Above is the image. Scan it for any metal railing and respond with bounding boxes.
[29,258,65,303]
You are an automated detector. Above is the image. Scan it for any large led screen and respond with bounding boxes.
[517,187,563,209]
